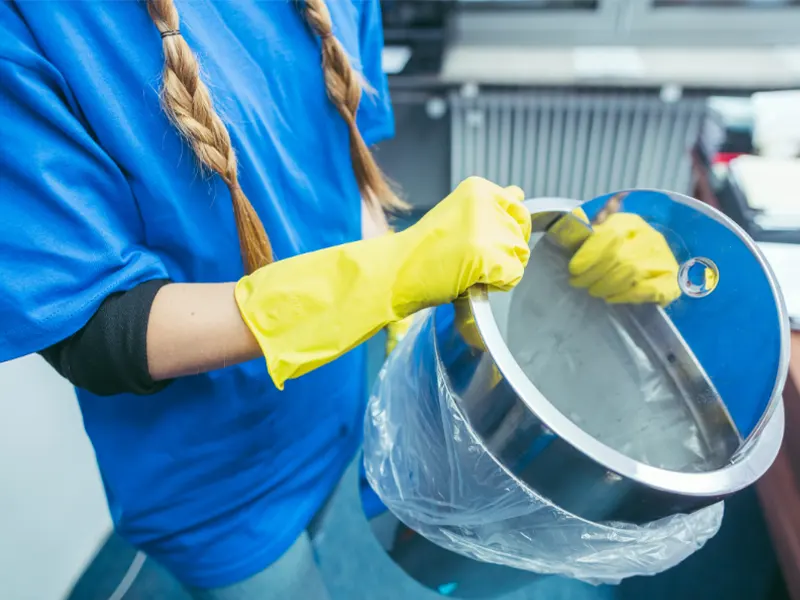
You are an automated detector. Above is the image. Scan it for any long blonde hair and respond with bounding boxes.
[146,0,406,273]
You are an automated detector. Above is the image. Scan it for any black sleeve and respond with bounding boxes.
[39,279,173,396]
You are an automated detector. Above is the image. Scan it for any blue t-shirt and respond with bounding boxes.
[0,1,393,588]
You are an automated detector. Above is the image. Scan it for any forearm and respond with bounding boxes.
[149,197,389,381]
[147,282,261,381]
[41,181,521,395]
[150,228,405,387]
[39,280,260,395]
[41,207,397,395]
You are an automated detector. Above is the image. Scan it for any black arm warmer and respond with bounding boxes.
[39,279,173,396]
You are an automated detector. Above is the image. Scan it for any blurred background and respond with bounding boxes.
[3,1,800,598]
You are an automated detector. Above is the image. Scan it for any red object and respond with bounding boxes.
[711,152,746,165]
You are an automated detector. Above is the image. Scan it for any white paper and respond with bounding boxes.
[758,242,800,328]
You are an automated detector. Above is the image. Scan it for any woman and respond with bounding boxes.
[0,1,678,597]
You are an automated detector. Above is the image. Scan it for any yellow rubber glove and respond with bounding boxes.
[568,212,681,306]
[547,207,595,254]
[386,316,415,356]
[235,177,531,389]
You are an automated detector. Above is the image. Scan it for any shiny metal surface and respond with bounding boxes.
[430,193,787,524]
[540,201,741,461]
[607,303,741,463]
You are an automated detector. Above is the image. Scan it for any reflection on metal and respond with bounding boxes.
[450,92,706,200]
[542,192,625,254]
[611,302,741,457]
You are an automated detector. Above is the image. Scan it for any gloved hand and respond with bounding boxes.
[566,211,681,306]
[386,316,415,356]
[235,177,531,389]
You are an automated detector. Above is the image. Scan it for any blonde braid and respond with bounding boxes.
[146,0,273,273]
[302,0,408,212]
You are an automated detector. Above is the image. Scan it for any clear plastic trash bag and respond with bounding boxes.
[363,304,724,586]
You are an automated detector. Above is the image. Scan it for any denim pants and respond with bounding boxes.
[182,452,365,600]
[184,452,392,600]
[184,452,434,600]
[186,532,332,600]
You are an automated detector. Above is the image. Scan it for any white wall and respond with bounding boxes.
[0,355,111,600]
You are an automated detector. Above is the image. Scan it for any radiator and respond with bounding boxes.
[450,92,706,201]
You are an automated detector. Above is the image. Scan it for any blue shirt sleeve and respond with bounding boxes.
[0,56,168,362]
[355,0,395,146]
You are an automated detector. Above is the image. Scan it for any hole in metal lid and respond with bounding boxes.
[679,257,719,298]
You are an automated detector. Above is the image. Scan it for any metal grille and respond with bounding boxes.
[451,92,706,201]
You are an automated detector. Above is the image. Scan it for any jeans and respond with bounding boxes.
[183,448,414,600]
[186,532,331,600]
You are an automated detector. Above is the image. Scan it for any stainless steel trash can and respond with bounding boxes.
[365,189,788,584]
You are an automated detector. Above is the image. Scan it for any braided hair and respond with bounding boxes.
[146,0,405,273]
